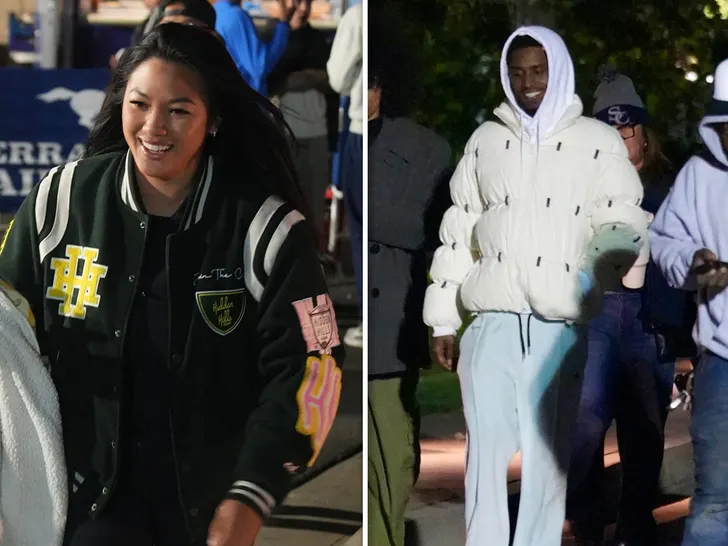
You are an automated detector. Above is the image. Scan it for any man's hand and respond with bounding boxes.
[207,500,263,546]
[431,335,458,371]
[692,248,728,289]
[276,0,296,23]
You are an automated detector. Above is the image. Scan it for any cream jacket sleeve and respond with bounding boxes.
[423,132,485,337]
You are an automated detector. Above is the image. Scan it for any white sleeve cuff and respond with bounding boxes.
[433,326,457,337]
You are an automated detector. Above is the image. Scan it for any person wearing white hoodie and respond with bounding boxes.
[423,27,647,546]
[649,58,728,546]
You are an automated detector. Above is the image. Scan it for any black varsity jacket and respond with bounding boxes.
[0,150,345,542]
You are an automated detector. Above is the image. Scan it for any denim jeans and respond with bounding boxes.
[681,351,728,546]
[342,132,363,312]
[567,292,675,542]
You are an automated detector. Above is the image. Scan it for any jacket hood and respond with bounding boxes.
[699,115,728,168]
[500,26,577,139]
[699,59,728,167]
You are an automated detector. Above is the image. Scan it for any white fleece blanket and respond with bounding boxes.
[0,282,66,545]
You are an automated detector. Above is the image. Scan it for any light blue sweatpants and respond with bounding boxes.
[457,312,587,546]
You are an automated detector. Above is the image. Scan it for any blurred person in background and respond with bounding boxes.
[213,0,305,95]
[158,0,217,28]
[327,2,363,348]
[566,68,695,546]
[109,0,164,69]
[0,23,343,546]
[649,58,728,546]
[268,0,334,245]
[367,9,452,546]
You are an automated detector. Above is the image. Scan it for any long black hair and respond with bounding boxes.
[86,23,309,217]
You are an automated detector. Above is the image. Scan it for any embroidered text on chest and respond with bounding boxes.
[46,245,108,319]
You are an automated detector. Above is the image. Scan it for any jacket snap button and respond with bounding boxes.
[91,503,97,512]
[128,275,135,283]
[110,441,117,449]
[140,221,146,229]
[190,507,199,517]
[102,487,108,495]
[114,330,122,338]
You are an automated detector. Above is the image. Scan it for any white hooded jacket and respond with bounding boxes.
[423,26,647,335]
[0,280,66,545]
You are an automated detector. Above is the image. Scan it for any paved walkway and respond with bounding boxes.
[257,453,363,546]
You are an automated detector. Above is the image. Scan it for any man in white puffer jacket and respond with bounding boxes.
[0,279,66,545]
[424,26,647,546]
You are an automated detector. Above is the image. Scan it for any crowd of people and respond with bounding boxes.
[368,13,728,546]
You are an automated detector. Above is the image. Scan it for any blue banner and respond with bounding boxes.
[0,68,110,213]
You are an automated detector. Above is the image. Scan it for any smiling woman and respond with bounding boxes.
[0,22,344,546]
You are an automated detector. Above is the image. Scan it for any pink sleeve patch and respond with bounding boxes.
[291,294,341,354]
[295,355,342,466]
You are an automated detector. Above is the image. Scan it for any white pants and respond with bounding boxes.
[458,312,587,546]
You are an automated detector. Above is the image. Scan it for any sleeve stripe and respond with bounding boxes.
[228,488,272,517]
[264,210,305,277]
[39,161,78,263]
[244,196,285,302]
[34,166,61,235]
[231,480,276,508]
[253,202,292,287]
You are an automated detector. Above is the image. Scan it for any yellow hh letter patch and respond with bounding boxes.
[46,245,108,319]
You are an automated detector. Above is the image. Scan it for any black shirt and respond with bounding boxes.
[123,210,183,492]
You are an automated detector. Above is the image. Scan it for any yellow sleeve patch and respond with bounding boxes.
[295,355,342,466]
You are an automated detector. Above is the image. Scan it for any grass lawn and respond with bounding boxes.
[417,365,462,416]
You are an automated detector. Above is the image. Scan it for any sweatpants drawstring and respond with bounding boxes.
[517,314,533,360]
[517,315,525,359]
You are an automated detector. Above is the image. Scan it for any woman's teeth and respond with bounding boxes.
[141,141,172,152]
[525,91,542,99]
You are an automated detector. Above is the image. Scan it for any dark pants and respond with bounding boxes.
[567,292,675,543]
[342,131,362,311]
[368,372,420,546]
[681,352,728,546]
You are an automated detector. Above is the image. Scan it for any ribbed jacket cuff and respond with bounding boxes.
[225,480,276,519]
